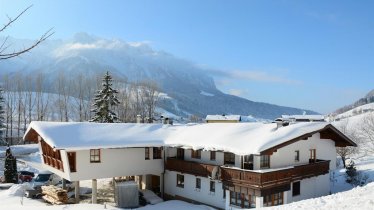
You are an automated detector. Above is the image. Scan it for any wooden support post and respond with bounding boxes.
[160,173,164,198]
[62,179,66,190]
[92,179,97,204]
[75,181,80,203]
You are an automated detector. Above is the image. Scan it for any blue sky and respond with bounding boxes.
[1,0,373,114]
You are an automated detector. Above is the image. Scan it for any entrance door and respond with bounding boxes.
[151,175,160,194]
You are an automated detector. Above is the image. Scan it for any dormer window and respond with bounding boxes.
[224,152,235,165]
[191,149,201,159]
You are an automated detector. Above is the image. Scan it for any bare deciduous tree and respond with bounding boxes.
[359,113,374,154]
[336,120,359,168]
[0,5,54,60]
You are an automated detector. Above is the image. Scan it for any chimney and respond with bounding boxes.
[136,115,142,124]
[274,118,289,129]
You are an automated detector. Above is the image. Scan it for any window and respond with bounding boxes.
[224,152,235,165]
[67,152,76,172]
[264,192,283,207]
[295,150,300,162]
[176,174,184,188]
[90,149,100,163]
[292,181,300,196]
[210,151,216,161]
[210,181,215,192]
[145,147,150,160]
[153,147,162,159]
[230,191,256,208]
[244,155,254,170]
[177,148,184,160]
[195,178,201,189]
[309,149,316,163]
[191,149,201,159]
[260,155,270,169]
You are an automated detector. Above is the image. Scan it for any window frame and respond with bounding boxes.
[295,150,300,162]
[264,192,283,207]
[224,152,235,165]
[176,174,184,188]
[145,147,150,160]
[195,177,201,190]
[310,149,316,163]
[292,181,301,197]
[177,148,184,160]
[210,151,216,161]
[153,147,162,159]
[191,149,201,159]
[229,191,256,208]
[67,152,76,172]
[210,180,215,192]
[90,149,101,163]
[260,155,270,169]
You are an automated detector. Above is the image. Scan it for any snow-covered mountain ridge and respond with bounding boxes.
[1,33,317,119]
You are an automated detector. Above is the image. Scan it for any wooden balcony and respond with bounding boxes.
[165,158,217,177]
[221,159,330,189]
[42,154,64,172]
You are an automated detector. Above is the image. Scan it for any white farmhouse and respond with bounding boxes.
[23,121,355,209]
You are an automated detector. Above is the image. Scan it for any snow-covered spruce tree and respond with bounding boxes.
[90,71,120,123]
[0,86,5,145]
[4,146,18,183]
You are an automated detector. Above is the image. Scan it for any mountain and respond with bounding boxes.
[0,33,318,119]
[334,89,374,115]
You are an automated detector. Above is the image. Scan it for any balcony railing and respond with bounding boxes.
[165,158,217,177]
[221,159,330,189]
[42,154,64,172]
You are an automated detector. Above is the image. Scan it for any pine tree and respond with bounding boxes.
[90,71,120,123]
[4,146,18,183]
[0,86,5,145]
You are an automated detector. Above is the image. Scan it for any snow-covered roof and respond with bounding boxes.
[281,115,325,121]
[24,121,354,155]
[205,115,241,121]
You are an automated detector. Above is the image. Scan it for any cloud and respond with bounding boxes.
[53,37,154,58]
[206,69,302,85]
[228,89,248,97]
[231,70,302,85]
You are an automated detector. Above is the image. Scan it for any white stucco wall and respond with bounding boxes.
[164,170,226,209]
[61,147,163,181]
[263,133,336,170]
[183,149,225,166]
[286,174,330,203]
[176,149,242,168]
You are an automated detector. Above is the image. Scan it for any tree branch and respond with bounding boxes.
[0,5,33,33]
[0,28,54,60]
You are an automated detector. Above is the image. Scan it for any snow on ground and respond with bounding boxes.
[262,182,374,210]
[136,200,215,210]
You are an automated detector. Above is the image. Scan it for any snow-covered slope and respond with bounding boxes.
[335,102,374,120]
[1,33,317,119]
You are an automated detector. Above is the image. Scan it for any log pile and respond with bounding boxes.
[41,185,68,205]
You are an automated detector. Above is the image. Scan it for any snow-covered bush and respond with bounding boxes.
[345,159,368,186]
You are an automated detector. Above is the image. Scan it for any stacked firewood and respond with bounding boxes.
[41,185,68,204]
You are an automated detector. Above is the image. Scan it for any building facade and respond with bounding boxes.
[24,121,355,209]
